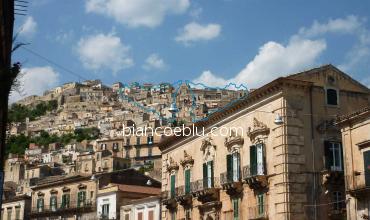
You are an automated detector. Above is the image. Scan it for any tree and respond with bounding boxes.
[0,0,17,207]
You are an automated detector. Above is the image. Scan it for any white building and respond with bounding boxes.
[120,196,161,220]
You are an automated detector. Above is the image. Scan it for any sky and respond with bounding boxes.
[10,0,370,102]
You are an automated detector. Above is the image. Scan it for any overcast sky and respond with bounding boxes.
[10,0,370,102]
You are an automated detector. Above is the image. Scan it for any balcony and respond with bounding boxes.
[346,173,370,198]
[175,185,193,207]
[321,169,344,187]
[248,204,268,220]
[243,165,268,190]
[161,190,178,210]
[220,172,243,196]
[29,200,95,218]
[191,177,220,203]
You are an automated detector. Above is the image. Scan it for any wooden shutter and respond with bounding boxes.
[250,145,257,176]
[237,152,241,180]
[203,163,207,187]
[210,161,214,187]
[324,141,333,170]
[185,169,191,194]
[170,175,176,198]
[233,199,239,219]
[227,154,233,181]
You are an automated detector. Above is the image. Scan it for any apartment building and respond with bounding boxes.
[336,107,370,219]
[158,65,370,220]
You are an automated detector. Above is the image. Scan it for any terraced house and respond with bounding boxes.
[158,65,370,220]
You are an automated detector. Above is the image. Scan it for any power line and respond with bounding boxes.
[21,46,88,81]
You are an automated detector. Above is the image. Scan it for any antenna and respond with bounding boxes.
[14,0,29,16]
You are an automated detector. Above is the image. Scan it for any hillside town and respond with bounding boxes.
[1,64,369,220]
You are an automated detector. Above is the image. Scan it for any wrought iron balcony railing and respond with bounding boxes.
[345,173,370,197]
[191,177,220,192]
[30,200,95,216]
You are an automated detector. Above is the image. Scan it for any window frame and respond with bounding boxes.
[325,87,339,106]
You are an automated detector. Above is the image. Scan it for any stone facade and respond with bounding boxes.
[336,107,370,220]
[158,65,370,220]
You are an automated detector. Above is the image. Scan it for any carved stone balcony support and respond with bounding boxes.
[220,172,243,196]
[192,178,220,203]
[243,166,268,190]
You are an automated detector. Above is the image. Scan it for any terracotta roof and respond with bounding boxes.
[117,184,161,195]
[335,106,370,126]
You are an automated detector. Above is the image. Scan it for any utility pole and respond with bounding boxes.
[0,0,16,208]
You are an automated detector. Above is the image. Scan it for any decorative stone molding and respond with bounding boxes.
[37,191,44,196]
[62,186,70,192]
[180,150,194,167]
[78,183,87,189]
[247,118,270,141]
[50,189,58,194]
[201,137,216,162]
[224,130,244,152]
[167,157,179,172]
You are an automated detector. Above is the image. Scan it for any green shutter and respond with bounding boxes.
[170,175,176,198]
[250,145,257,176]
[185,169,191,194]
[227,154,233,182]
[233,199,239,220]
[203,163,207,187]
[237,152,241,180]
[324,141,333,170]
[77,192,82,208]
[210,161,214,187]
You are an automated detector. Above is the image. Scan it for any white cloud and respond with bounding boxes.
[85,0,190,28]
[175,22,221,44]
[194,37,326,89]
[298,15,362,37]
[143,53,166,71]
[55,30,74,44]
[194,15,370,89]
[298,15,370,72]
[76,33,134,74]
[19,16,37,37]
[189,6,202,19]
[9,66,59,103]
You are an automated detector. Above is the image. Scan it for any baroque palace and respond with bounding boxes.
[158,65,370,220]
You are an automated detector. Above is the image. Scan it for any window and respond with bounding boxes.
[138,212,143,220]
[233,199,239,220]
[170,174,176,198]
[61,194,70,209]
[203,161,214,188]
[364,151,370,187]
[102,204,110,218]
[126,138,130,146]
[148,210,154,220]
[147,136,153,145]
[332,191,344,211]
[37,198,44,212]
[326,88,338,105]
[124,213,130,220]
[324,142,343,171]
[184,169,191,194]
[250,144,265,176]
[185,209,191,220]
[7,208,11,220]
[113,143,119,151]
[125,148,130,159]
[257,193,265,217]
[227,152,240,182]
[15,206,20,220]
[90,191,94,200]
[77,191,86,207]
[148,146,152,157]
[171,212,176,220]
[50,195,57,211]
[136,137,141,145]
[136,147,140,157]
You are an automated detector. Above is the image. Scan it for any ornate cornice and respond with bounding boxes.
[247,118,270,141]
[180,150,194,167]
[201,137,216,152]
[167,157,179,172]
[224,130,244,151]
